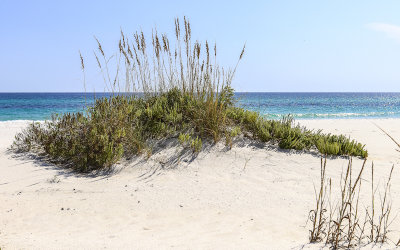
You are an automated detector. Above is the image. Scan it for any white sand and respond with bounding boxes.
[1,119,400,249]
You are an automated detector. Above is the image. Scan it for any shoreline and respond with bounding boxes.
[1,119,400,249]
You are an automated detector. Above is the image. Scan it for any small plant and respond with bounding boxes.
[309,157,329,243]
[178,132,202,152]
[178,133,191,146]
[190,136,202,153]
[371,165,394,244]
[230,126,241,138]
[225,126,241,149]
[48,175,60,183]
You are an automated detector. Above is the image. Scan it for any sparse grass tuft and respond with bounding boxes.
[308,157,395,248]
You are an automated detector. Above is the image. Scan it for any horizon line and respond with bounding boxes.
[1,91,400,94]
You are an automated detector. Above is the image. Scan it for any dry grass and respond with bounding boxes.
[308,158,396,248]
[92,16,245,101]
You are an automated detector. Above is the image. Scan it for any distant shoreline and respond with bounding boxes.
[1,92,400,95]
[1,92,400,120]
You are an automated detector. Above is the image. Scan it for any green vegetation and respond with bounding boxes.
[12,17,367,172]
[227,108,367,157]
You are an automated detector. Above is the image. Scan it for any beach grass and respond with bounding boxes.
[11,17,368,172]
[308,158,395,248]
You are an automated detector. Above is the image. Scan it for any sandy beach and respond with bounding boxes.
[1,119,400,249]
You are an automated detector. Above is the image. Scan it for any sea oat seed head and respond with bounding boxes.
[79,51,85,70]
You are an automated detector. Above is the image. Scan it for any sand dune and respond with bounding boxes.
[1,119,400,249]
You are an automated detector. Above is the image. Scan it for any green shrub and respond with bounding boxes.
[13,90,368,172]
[12,89,235,171]
[227,107,367,158]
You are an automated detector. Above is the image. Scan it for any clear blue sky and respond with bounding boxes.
[1,0,400,92]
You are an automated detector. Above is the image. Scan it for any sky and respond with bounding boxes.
[1,1,400,92]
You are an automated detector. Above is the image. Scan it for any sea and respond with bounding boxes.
[0,92,400,121]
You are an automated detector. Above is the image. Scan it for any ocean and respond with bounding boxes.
[0,92,400,121]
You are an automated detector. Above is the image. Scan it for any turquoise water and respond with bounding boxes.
[235,92,400,119]
[1,92,400,121]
